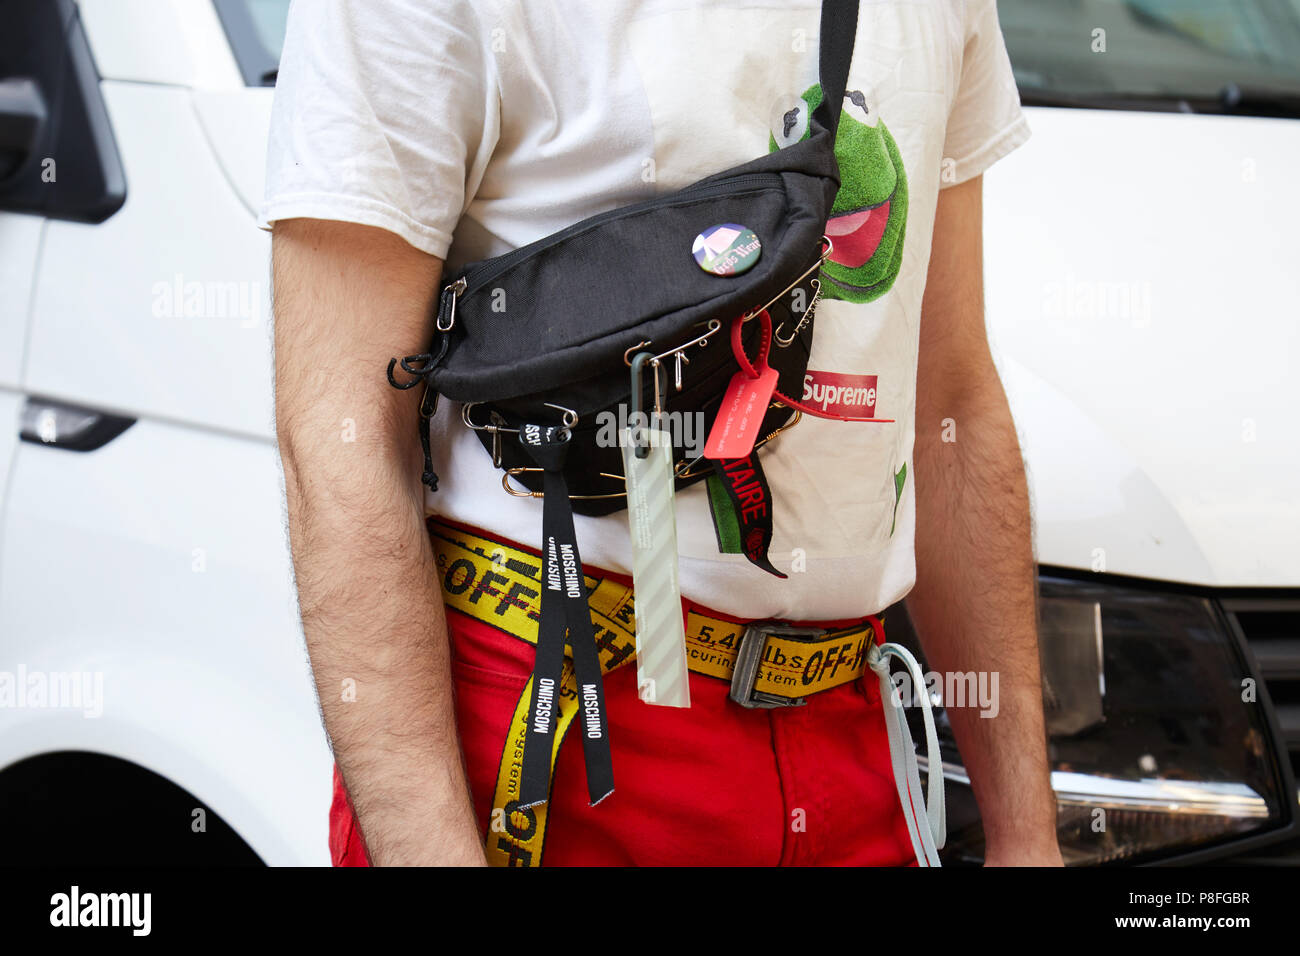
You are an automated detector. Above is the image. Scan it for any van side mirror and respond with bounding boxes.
[0,0,126,222]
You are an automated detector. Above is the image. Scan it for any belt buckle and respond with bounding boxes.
[729,622,826,709]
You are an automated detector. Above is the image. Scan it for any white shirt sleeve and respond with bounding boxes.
[940,0,1030,188]
[257,0,501,258]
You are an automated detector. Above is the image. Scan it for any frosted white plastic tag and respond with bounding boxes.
[620,427,690,708]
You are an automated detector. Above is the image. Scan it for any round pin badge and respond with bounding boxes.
[692,223,762,276]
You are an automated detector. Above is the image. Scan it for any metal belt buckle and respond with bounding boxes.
[729,622,826,709]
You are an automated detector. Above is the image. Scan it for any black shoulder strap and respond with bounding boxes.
[695,0,860,191]
[809,0,861,144]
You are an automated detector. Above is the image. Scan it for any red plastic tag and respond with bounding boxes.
[704,364,779,460]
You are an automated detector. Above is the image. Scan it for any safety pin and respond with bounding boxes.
[774,277,822,347]
[461,401,578,432]
[741,236,833,324]
[462,402,517,435]
[646,318,723,367]
[463,402,578,467]
[622,317,724,384]
[639,318,724,398]
[502,469,628,500]
[623,339,652,365]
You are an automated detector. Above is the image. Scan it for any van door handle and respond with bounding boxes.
[20,397,136,452]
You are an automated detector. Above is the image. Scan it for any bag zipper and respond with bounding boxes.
[454,172,783,294]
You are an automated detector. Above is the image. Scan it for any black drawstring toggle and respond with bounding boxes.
[386,333,450,493]
[387,352,436,389]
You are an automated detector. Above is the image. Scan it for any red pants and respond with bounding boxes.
[330,589,917,866]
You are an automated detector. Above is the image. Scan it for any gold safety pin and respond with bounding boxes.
[502,469,629,500]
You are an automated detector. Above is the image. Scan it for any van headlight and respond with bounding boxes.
[932,576,1295,865]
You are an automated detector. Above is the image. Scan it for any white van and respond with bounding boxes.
[0,0,1295,865]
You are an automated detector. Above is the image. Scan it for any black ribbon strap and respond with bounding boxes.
[517,424,615,808]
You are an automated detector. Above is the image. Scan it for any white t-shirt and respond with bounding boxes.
[260,0,1029,620]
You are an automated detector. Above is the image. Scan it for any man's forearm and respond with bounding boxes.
[281,444,484,866]
[272,218,484,866]
[907,371,1060,864]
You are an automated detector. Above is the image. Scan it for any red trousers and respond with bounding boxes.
[329,588,917,866]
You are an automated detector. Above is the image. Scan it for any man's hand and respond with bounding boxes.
[273,219,485,866]
[908,175,1063,867]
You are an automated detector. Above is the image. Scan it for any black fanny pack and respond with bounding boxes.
[387,0,865,810]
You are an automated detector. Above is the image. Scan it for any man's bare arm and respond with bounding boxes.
[272,218,484,866]
[907,176,1062,866]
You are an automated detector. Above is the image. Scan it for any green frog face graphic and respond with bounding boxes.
[770,84,908,303]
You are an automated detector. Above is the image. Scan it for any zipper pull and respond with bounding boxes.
[438,277,467,332]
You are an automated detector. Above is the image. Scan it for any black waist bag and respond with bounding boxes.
[391,0,861,517]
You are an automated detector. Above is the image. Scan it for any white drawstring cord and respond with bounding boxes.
[868,642,946,867]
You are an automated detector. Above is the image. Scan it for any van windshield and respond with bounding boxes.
[214,0,291,87]
[219,0,1300,116]
[999,0,1300,115]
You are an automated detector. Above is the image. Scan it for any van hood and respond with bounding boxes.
[985,106,1300,587]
